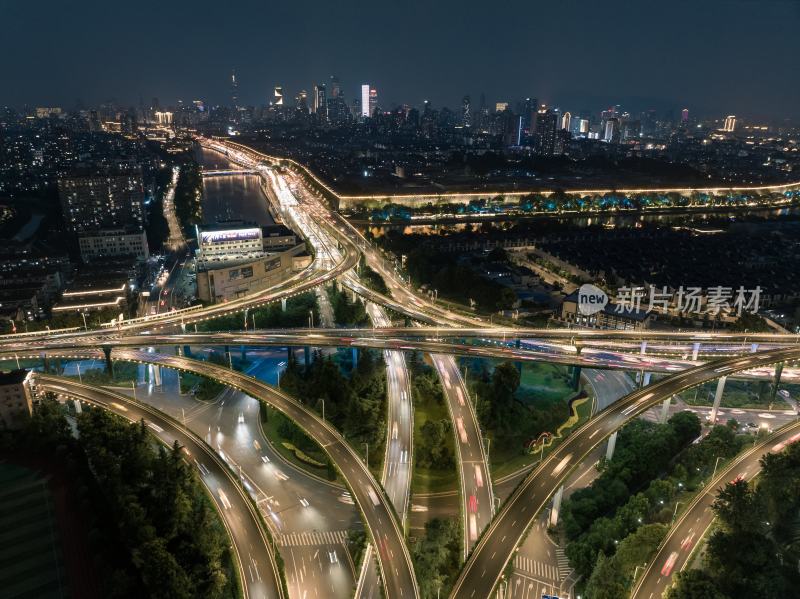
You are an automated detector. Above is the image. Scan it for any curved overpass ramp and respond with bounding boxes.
[33,374,286,599]
[448,346,800,599]
[108,349,420,599]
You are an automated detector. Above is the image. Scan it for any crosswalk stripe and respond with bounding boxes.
[276,530,348,547]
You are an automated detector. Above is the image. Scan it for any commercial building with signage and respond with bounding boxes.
[196,244,310,303]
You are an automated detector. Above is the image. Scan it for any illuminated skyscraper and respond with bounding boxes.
[723,115,737,132]
[604,117,620,143]
[462,95,471,127]
[361,84,370,117]
[535,109,559,155]
[313,84,327,116]
[230,70,239,108]
[273,86,284,106]
[561,111,571,131]
[681,108,689,123]
[295,90,308,112]
[369,87,378,116]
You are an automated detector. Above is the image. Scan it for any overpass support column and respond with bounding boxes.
[640,372,652,388]
[180,322,186,332]
[240,345,247,362]
[548,485,565,528]
[304,346,311,368]
[640,341,647,355]
[709,375,727,425]
[102,346,113,377]
[151,365,162,387]
[182,345,192,358]
[352,348,359,369]
[605,431,618,461]
[41,353,50,374]
[751,343,759,353]
[571,365,582,390]
[692,343,701,361]
[223,345,232,368]
[281,298,287,312]
[660,397,672,424]
[770,362,784,406]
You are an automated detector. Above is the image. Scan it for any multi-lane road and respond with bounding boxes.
[109,348,420,599]
[33,374,285,599]
[8,331,798,384]
[632,419,800,599]
[138,359,359,599]
[449,346,800,599]
[357,303,414,598]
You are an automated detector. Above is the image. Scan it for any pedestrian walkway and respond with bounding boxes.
[555,547,573,580]
[276,530,348,547]
[513,555,559,582]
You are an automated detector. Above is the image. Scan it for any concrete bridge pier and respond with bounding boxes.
[102,346,113,377]
[751,343,759,353]
[151,365,162,387]
[571,365,582,390]
[660,397,672,424]
[709,375,727,425]
[692,342,701,361]
[770,362,784,406]
[606,430,619,461]
[352,347,359,369]
[281,298,287,312]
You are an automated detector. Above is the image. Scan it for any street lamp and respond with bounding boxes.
[672,501,683,523]
[131,381,137,402]
[711,456,723,479]
[364,443,369,467]
[80,311,88,331]
[321,398,325,422]
[308,309,314,328]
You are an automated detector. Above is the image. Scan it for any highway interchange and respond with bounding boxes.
[5,136,800,599]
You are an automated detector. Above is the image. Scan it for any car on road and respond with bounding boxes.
[661,551,679,576]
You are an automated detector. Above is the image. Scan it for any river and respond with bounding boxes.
[194,145,274,226]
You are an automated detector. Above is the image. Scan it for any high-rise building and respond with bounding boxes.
[58,169,145,233]
[313,84,327,116]
[295,90,308,112]
[561,111,571,131]
[604,117,620,143]
[361,84,371,117]
[522,97,538,138]
[462,95,471,128]
[330,75,342,98]
[273,86,284,106]
[723,115,737,132]
[230,70,239,108]
[369,87,378,116]
[681,108,689,123]
[535,109,559,155]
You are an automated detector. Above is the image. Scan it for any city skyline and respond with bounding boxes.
[2,0,799,120]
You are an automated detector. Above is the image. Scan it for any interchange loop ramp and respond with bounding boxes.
[111,348,420,599]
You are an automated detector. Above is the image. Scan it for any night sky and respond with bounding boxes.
[2,0,798,119]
